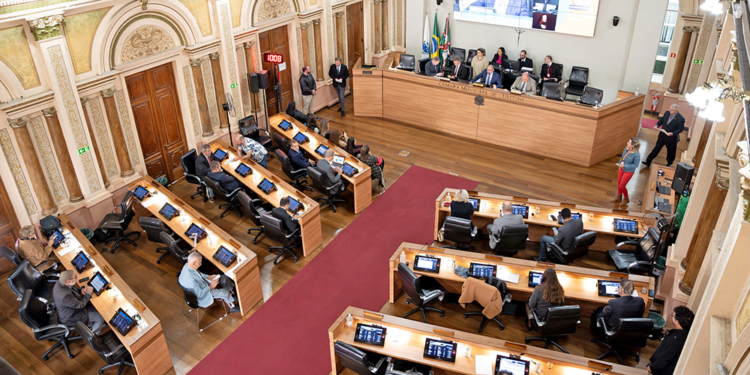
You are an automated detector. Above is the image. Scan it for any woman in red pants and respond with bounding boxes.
[611,138,641,208]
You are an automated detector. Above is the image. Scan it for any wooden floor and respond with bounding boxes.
[0,97,685,375]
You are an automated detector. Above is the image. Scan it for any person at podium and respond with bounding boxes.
[471,64,501,89]
[425,56,443,77]
[447,56,471,81]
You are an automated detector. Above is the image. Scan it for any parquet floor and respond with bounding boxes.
[0,96,685,374]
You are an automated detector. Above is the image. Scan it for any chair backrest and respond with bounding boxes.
[579,87,603,106]
[467,49,478,62]
[202,176,231,200]
[542,82,563,100]
[496,224,529,254]
[486,276,509,300]
[18,289,50,334]
[443,216,473,245]
[237,192,258,223]
[569,66,589,85]
[609,318,654,348]
[568,231,597,256]
[334,341,375,375]
[181,149,198,177]
[160,232,189,261]
[0,245,21,266]
[75,321,117,362]
[276,149,302,180]
[260,214,288,244]
[178,281,201,309]
[397,263,426,308]
[636,227,660,262]
[538,305,580,337]
[238,115,259,138]
[450,48,466,63]
[118,192,136,228]
[307,166,331,196]
[139,217,169,243]
[417,58,431,74]
[7,260,43,298]
[272,133,290,154]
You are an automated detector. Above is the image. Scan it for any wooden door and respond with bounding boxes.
[259,25,293,116]
[347,2,364,66]
[126,63,188,183]
[0,175,20,274]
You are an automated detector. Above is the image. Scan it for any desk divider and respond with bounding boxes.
[295,190,306,199]
[87,245,98,256]
[229,239,242,249]
[175,198,186,206]
[485,254,503,261]
[363,311,384,321]
[134,299,146,312]
[560,203,577,208]
[199,217,211,226]
[271,175,281,183]
[537,262,555,268]
[512,196,528,202]
[433,328,454,337]
[612,209,630,215]
[588,360,612,372]
[426,246,445,253]
[66,220,76,229]
[504,342,527,351]
[609,272,630,279]
[102,264,114,276]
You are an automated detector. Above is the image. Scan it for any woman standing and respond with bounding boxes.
[471,48,490,79]
[611,138,641,208]
[527,268,565,328]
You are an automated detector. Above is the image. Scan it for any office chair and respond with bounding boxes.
[488,224,528,256]
[335,341,390,375]
[547,231,597,264]
[237,192,267,244]
[398,263,445,323]
[178,281,228,332]
[387,360,433,375]
[396,54,416,71]
[276,149,314,191]
[462,277,510,333]
[160,232,191,276]
[19,289,81,360]
[417,58,431,75]
[450,47,466,64]
[564,66,589,101]
[181,149,208,202]
[272,132,290,155]
[1,245,58,273]
[239,115,273,154]
[96,192,139,253]
[202,176,243,218]
[440,216,476,251]
[7,260,56,302]
[75,321,134,374]
[607,227,660,275]
[525,305,580,353]
[260,214,300,264]
[542,82,564,101]
[307,166,347,213]
[592,318,654,364]
[578,86,603,106]
[467,49,478,64]
[138,217,174,264]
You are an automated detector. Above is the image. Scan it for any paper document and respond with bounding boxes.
[497,271,520,284]
[475,354,493,375]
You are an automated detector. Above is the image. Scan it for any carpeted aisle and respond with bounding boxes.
[190,166,477,374]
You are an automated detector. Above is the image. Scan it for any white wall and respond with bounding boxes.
[405,0,668,104]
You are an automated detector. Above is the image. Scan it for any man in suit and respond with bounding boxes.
[299,65,316,115]
[207,161,241,192]
[53,270,106,334]
[288,139,315,171]
[328,57,349,117]
[590,279,646,336]
[471,64,502,88]
[317,149,348,193]
[195,144,216,202]
[535,208,583,262]
[511,72,537,94]
[448,56,471,81]
[648,306,694,375]
[518,50,534,71]
[425,56,444,77]
[487,201,525,248]
[179,252,239,313]
[643,104,686,167]
[272,197,301,235]
[539,55,562,92]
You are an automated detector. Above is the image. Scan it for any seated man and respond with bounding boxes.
[648,306,694,375]
[486,201,524,237]
[425,56,443,77]
[272,197,301,234]
[53,270,106,333]
[471,64,502,89]
[179,252,240,313]
[518,49,534,71]
[195,144,217,202]
[539,55,562,91]
[317,149,349,192]
[590,279,645,336]
[447,56,471,81]
[233,133,268,168]
[534,208,583,262]
[17,225,57,271]
[207,160,241,192]
[511,72,537,94]
[288,139,315,170]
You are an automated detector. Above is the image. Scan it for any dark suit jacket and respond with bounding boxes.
[195,153,215,179]
[518,57,534,71]
[272,207,298,233]
[328,64,349,88]
[316,159,344,192]
[207,171,240,192]
[554,218,583,252]
[448,63,471,81]
[425,61,442,76]
[471,70,502,87]
[649,329,689,375]
[541,63,562,81]
[601,295,646,329]
[656,112,686,142]
[288,148,312,170]
[53,281,93,327]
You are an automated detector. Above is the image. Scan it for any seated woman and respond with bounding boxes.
[527,268,565,328]
[17,225,58,272]
[285,102,308,123]
[306,114,320,133]
[450,189,476,230]
[345,137,362,156]
[358,145,385,192]
[328,129,345,147]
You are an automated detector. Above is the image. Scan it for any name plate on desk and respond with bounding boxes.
[437,81,525,102]
[362,71,373,75]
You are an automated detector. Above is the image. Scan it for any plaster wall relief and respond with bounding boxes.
[121,25,176,63]
[229,0,244,27]
[63,8,110,74]
[87,98,119,178]
[0,129,38,215]
[28,116,67,202]
[178,0,212,36]
[256,0,293,24]
[182,65,202,136]
[219,4,242,113]
[236,46,252,116]
[201,58,220,130]
[0,26,41,89]
[114,90,140,167]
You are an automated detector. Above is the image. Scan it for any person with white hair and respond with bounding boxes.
[487,201,525,238]
[643,104,685,168]
[53,269,106,333]
[316,148,348,193]
[178,252,239,313]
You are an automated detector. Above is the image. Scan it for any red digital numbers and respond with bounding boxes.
[264,53,284,64]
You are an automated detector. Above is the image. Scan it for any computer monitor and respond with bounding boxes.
[72,251,90,273]
[495,354,530,375]
[558,211,582,224]
[397,54,416,71]
[88,271,110,296]
[341,163,357,177]
[109,308,136,336]
[278,120,292,131]
[257,178,276,194]
[293,132,308,144]
[235,163,252,177]
[469,263,496,279]
[413,255,441,273]
[287,197,303,214]
[508,60,521,71]
[613,218,639,235]
[158,203,179,221]
[528,271,543,287]
[423,338,457,363]
[598,280,621,297]
[468,198,481,211]
[184,223,206,242]
[354,323,387,346]
[132,185,150,201]
[315,144,329,157]
[212,149,228,161]
[213,245,237,267]
[512,204,529,219]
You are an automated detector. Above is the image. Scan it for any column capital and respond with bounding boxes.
[100,88,116,98]
[301,22,310,29]
[335,11,345,17]
[716,159,731,191]
[190,58,203,66]
[80,97,92,107]
[244,41,255,49]
[27,15,64,41]
[312,19,321,26]
[738,141,750,221]
[683,26,699,33]
[42,107,57,117]
[209,52,220,60]
[8,117,28,128]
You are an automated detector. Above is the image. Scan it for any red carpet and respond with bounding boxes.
[190,166,477,374]
[641,118,658,130]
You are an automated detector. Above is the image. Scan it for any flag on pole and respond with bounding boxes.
[440,16,451,67]
[430,12,440,63]
[421,14,430,58]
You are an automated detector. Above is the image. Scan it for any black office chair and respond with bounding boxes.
[1,245,58,273]
[592,318,653,364]
[239,115,273,154]
[19,289,81,360]
[75,321,134,374]
[160,232,191,276]
[488,224,528,256]
[181,149,207,202]
[334,341,390,375]
[7,260,56,302]
[564,66,589,101]
[97,192,139,253]
[398,263,445,323]
[387,360,433,375]
[578,87,603,106]
[202,176,243,218]
[467,49,478,64]
[307,166,347,213]
[272,132,290,155]
[440,216,476,251]
[547,231,597,264]
[463,277,509,332]
[396,54,416,71]
[237,192,267,244]
[260,214,300,264]
[178,281,228,332]
[276,149,313,191]
[450,47,466,64]
[416,58,431,75]
[139,217,174,264]
[525,305,581,353]
[542,82,564,101]
[607,227,659,275]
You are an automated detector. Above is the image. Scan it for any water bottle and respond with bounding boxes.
[400,251,406,264]
[346,313,353,327]
[635,87,640,96]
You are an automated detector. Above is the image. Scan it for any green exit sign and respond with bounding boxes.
[230,83,238,89]
[77,145,90,155]
[693,59,703,64]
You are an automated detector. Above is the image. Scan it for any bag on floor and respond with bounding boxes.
[39,215,62,238]
[437,228,444,242]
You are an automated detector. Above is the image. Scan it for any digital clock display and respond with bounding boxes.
[264,53,284,64]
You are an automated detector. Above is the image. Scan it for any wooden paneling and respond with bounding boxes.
[352,61,383,117]
[0,173,19,274]
[259,25,293,116]
[346,2,364,66]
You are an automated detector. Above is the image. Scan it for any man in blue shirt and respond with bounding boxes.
[178,252,239,313]
[288,139,315,170]
[207,161,241,192]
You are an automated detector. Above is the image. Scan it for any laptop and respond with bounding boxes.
[332,155,345,168]
[558,212,582,224]
[657,202,673,212]
[528,271,543,287]
[657,183,672,195]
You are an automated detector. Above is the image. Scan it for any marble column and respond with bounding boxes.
[244,42,259,114]
[300,23,311,68]
[191,58,214,137]
[374,0,382,53]
[9,117,57,215]
[80,98,110,188]
[668,26,697,93]
[335,12,346,61]
[100,89,135,177]
[381,0,389,51]
[685,14,716,94]
[42,107,83,203]
[313,20,324,80]
[209,53,229,129]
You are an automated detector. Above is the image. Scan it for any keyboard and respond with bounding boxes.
[657,202,672,212]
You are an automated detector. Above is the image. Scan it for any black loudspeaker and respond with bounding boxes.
[257,70,269,89]
[249,73,260,94]
[672,162,694,195]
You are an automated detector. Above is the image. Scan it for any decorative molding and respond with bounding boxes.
[220,3,242,122]
[256,0,293,24]
[236,44,251,115]
[100,88,115,98]
[0,128,37,215]
[686,13,717,94]
[87,98,118,178]
[229,0,243,28]
[8,116,28,128]
[121,24,176,64]
[182,65,201,136]
[683,26,699,33]
[184,39,220,56]
[208,52,219,59]
[201,58,220,130]
[0,91,54,117]
[28,116,66,202]
[114,90,139,167]
[76,72,118,96]
[189,57,203,66]
[28,15,63,41]
[42,106,56,117]
[738,141,749,222]
[110,14,185,69]
[0,26,41,89]
[312,19,321,25]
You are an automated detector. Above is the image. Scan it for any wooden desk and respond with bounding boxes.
[329,306,646,375]
[209,139,323,256]
[53,214,173,375]
[641,165,677,215]
[389,243,654,317]
[268,113,373,214]
[435,189,654,252]
[128,176,262,315]
[353,53,645,167]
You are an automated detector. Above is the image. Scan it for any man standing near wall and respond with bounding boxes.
[299,65,317,115]
[329,57,349,117]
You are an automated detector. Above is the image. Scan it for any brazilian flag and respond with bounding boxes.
[430,12,440,65]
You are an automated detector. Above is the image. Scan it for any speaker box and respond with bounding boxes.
[248,73,259,94]
[672,162,694,195]
[257,70,269,89]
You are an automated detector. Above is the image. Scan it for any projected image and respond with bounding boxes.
[454,0,600,37]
